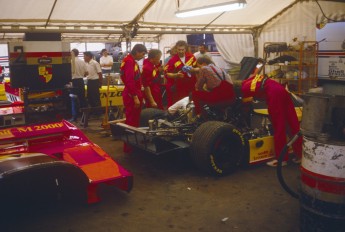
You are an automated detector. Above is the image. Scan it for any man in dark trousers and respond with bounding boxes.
[84,51,102,110]
[120,44,147,153]
[70,48,87,122]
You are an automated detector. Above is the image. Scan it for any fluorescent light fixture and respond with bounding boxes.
[175,1,247,18]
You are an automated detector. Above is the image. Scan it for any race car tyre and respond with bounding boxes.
[0,158,89,211]
[190,121,245,176]
[140,108,166,127]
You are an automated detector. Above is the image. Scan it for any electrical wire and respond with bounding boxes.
[276,131,302,199]
[314,0,343,23]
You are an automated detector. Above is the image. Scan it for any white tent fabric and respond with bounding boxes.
[0,0,294,27]
[0,0,344,65]
[158,34,187,56]
[213,1,345,64]
[214,34,255,65]
[142,0,294,26]
[258,1,345,58]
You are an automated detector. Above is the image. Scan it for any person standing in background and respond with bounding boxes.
[84,51,102,109]
[100,49,113,74]
[120,44,147,153]
[69,48,88,122]
[193,44,212,61]
[164,46,177,65]
[165,40,197,107]
[142,49,163,110]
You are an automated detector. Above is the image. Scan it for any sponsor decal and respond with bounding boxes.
[38,56,52,64]
[16,122,64,133]
[210,154,223,174]
[0,129,13,139]
[38,65,53,83]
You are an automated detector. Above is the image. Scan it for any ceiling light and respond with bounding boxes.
[175,1,247,18]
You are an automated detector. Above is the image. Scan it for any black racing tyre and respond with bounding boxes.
[140,108,166,127]
[190,121,245,176]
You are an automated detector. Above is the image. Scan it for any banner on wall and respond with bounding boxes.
[317,22,345,80]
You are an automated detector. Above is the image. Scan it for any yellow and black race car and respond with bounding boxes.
[111,98,302,176]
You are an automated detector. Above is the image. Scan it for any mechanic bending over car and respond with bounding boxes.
[120,44,148,153]
[191,56,236,117]
[241,60,302,167]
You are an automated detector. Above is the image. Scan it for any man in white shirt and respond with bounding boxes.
[84,51,102,109]
[100,49,113,74]
[193,44,212,61]
[70,48,88,122]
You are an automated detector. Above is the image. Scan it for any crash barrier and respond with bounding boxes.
[300,137,345,232]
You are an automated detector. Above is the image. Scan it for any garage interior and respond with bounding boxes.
[0,0,345,232]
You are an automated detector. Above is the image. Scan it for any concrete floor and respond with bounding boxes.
[2,120,301,232]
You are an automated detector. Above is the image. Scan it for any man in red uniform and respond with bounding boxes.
[192,57,235,115]
[120,44,147,153]
[165,40,197,107]
[142,49,164,110]
[241,68,302,167]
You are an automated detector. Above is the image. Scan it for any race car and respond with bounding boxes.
[0,37,133,207]
[112,98,302,176]
[0,108,133,206]
[111,58,303,176]
[2,76,125,109]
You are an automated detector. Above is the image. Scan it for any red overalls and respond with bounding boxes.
[192,65,235,115]
[142,58,163,110]
[120,54,143,153]
[164,53,197,107]
[242,75,302,161]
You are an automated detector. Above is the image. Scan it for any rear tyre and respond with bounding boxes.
[140,108,166,127]
[190,121,245,176]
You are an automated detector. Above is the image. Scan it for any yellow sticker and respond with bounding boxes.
[45,74,52,83]
[38,66,46,75]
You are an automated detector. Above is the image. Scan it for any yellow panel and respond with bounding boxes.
[92,85,124,107]
[248,136,275,164]
[7,84,125,108]
[0,83,7,101]
[253,107,303,121]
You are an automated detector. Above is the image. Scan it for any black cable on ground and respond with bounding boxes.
[276,131,302,199]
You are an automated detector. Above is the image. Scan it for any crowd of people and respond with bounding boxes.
[70,40,302,167]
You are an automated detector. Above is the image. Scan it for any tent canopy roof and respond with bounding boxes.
[0,0,341,42]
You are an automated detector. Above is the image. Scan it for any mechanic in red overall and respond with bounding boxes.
[192,57,235,115]
[120,44,147,153]
[165,40,197,107]
[241,65,302,167]
[142,49,164,110]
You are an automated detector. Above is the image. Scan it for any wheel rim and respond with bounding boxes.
[211,135,241,172]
